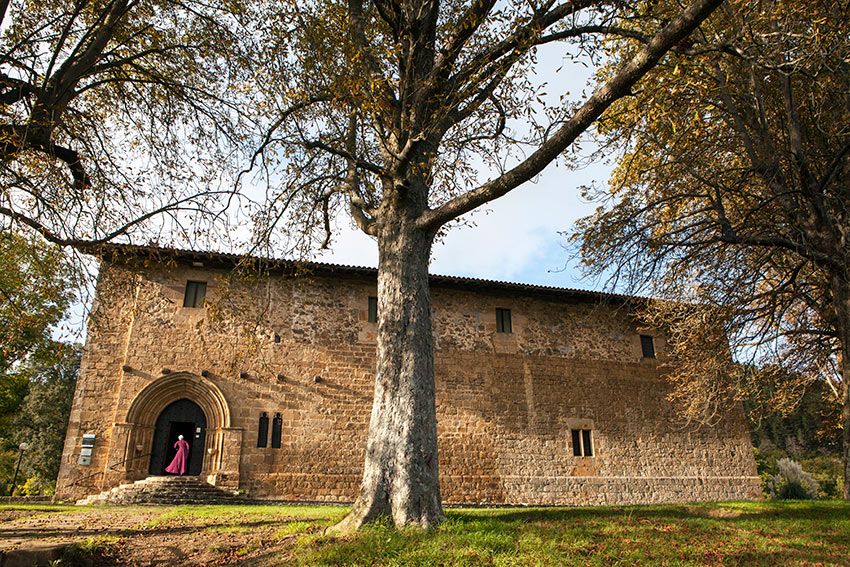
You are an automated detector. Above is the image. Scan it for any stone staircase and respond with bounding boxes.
[76,476,250,506]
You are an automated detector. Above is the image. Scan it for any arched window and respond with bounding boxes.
[257,412,269,448]
[271,412,282,448]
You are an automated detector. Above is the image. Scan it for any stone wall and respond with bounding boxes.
[56,254,761,504]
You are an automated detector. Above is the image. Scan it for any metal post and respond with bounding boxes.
[9,442,28,496]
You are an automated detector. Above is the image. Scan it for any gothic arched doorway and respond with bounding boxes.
[148,398,207,476]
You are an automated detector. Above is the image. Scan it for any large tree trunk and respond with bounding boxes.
[831,275,850,500]
[331,211,444,531]
[840,323,850,500]
[841,362,850,500]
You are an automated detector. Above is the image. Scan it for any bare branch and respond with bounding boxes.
[420,0,725,230]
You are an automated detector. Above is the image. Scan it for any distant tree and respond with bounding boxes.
[575,1,850,496]
[747,379,842,458]
[0,229,73,443]
[0,0,256,248]
[0,231,74,493]
[251,0,723,530]
[11,344,80,494]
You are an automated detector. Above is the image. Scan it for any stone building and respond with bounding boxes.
[56,244,761,504]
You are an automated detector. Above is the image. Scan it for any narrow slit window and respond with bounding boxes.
[496,308,512,333]
[183,281,207,308]
[640,335,656,358]
[368,296,378,323]
[572,429,594,457]
[257,412,269,448]
[271,413,282,448]
[582,429,594,457]
[571,429,582,457]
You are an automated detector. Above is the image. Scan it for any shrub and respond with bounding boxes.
[799,456,843,498]
[21,475,54,496]
[768,458,821,500]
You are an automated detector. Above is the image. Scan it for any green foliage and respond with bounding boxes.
[0,372,27,440]
[0,232,73,446]
[752,446,784,494]
[20,475,54,496]
[0,232,74,373]
[754,449,843,499]
[0,232,76,495]
[11,345,80,490]
[775,482,813,501]
[746,378,842,498]
[800,456,843,499]
[767,458,821,501]
[746,381,841,457]
[53,536,118,567]
[0,344,80,495]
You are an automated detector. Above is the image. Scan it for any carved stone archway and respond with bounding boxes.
[108,373,242,488]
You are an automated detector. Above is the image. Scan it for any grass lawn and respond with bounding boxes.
[2,500,848,565]
[296,501,850,566]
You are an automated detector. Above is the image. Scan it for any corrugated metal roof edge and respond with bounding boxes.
[92,242,644,304]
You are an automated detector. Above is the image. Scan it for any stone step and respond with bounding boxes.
[76,476,248,506]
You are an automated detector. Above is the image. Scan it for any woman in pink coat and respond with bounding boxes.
[165,435,190,475]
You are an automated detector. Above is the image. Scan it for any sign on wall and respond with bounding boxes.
[79,433,96,466]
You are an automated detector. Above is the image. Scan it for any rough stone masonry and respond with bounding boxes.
[56,244,761,504]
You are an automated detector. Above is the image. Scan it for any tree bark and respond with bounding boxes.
[331,209,444,531]
[831,275,850,500]
[843,362,850,500]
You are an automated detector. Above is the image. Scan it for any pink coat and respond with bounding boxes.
[165,439,190,475]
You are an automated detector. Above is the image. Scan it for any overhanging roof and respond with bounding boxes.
[93,242,640,304]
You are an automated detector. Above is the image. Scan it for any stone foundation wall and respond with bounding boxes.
[56,256,761,503]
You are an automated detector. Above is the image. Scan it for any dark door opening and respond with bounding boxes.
[149,399,207,476]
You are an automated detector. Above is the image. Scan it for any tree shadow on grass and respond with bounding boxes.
[0,516,328,542]
[446,500,849,525]
[61,501,848,567]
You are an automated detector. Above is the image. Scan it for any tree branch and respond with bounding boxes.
[420,0,724,230]
[343,112,377,235]
[303,138,386,177]
[536,25,651,46]
[237,94,333,184]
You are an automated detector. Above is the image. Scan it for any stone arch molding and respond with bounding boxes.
[113,372,242,487]
[126,372,231,430]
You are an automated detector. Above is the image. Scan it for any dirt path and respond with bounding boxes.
[0,504,336,566]
[0,506,161,549]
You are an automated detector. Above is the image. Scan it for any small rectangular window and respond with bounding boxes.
[271,413,282,448]
[183,281,207,308]
[640,335,656,358]
[572,429,594,457]
[257,412,269,448]
[368,296,378,323]
[496,308,512,333]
